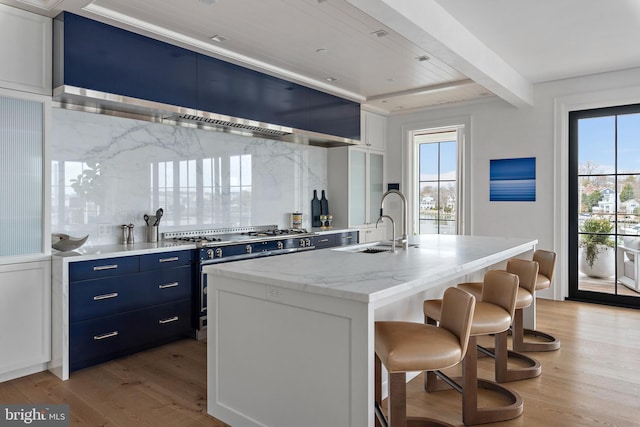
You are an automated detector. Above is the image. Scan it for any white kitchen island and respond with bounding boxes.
[203,234,537,427]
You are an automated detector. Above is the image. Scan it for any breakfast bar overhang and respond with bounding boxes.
[203,235,538,427]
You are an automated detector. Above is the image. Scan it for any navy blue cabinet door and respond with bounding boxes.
[59,13,197,108]
[196,55,309,130]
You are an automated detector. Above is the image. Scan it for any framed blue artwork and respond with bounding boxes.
[490,157,536,201]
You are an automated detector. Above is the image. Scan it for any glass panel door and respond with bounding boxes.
[0,95,43,256]
[349,149,366,226]
[569,104,640,307]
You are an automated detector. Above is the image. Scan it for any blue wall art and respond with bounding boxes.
[490,157,536,201]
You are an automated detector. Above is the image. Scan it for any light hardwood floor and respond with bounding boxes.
[1,299,639,426]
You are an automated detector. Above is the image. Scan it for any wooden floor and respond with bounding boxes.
[1,299,640,426]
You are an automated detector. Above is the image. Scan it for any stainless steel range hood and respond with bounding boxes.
[52,85,359,148]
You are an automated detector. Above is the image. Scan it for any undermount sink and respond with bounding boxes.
[359,247,391,254]
[333,241,420,254]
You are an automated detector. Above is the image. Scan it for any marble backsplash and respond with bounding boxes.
[51,108,327,246]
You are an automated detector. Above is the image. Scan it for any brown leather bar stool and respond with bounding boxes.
[514,249,560,352]
[457,258,542,382]
[423,270,523,426]
[375,287,476,427]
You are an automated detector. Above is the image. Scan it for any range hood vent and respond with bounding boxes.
[164,114,292,137]
[52,86,357,147]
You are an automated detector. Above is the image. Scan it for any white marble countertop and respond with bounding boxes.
[203,234,537,304]
[51,241,196,262]
[50,228,358,262]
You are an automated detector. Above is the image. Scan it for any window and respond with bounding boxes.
[414,129,460,235]
[569,103,640,307]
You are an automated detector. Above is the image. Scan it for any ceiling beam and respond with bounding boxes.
[345,0,534,108]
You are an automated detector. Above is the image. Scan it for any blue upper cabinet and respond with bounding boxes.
[54,12,360,141]
[196,55,310,131]
[57,13,197,108]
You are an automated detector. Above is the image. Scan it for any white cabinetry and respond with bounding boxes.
[328,111,387,242]
[0,260,51,382]
[0,4,52,95]
[328,147,385,243]
[361,110,386,151]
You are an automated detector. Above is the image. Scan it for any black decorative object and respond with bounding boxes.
[320,190,329,215]
[311,190,321,227]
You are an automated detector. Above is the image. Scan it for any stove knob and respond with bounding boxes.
[277,241,284,250]
[305,238,311,247]
[246,245,252,254]
[299,239,305,248]
[215,248,223,258]
[206,249,214,259]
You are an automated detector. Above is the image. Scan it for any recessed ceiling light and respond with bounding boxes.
[371,29,388,38]
[316,48,328,54]
[325,77,337,82]
[210,35,228,43]
[415,55,430,62]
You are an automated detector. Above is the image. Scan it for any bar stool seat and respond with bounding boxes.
[375,287,476,427]
[423,270,523,426]
[457,258,542,382]
[515,249,560,352]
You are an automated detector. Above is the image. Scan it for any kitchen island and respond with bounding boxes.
[203,234,537,427]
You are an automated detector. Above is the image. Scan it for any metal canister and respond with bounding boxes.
[291,212,303,229]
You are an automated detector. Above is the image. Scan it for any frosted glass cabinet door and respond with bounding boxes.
[349,149,366,225]
[0,95,43,256]
[369,152,384,224]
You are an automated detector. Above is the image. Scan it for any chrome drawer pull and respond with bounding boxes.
[94,331,118,340]
[159,316,179,324]
[318,238,329,243]
[159,257,179,263]
[344,236,353,240]
[93,264,118,271]
[93,292,118,301]
[158,282,179,289]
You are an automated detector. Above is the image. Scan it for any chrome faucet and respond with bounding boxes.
[379,189,408,250]
[376,214,396,253]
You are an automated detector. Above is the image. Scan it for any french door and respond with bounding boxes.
[569,104,640,308]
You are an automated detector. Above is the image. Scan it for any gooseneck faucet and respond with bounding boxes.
[379,189,408,250]
[376,214,396,253]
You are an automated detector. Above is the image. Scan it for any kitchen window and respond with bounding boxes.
[414,128,461,235]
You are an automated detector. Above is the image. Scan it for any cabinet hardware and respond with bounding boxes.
[318,238,329,243]
[93,331,118,340]
[93,264,118,271]
[93,292,118,301]
[159,316,179,324]
[344,236,353,240]
[158,282,179,289]
[159,256,179,263]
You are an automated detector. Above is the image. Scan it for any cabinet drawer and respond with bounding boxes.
[69,274,147,322]
[139,250,193,271]
[337,231,358,246]
[313,234,337,249]
[69,266,193,322]
[142,266,192,305]
[69,256,138,282]
[70,299,191,372]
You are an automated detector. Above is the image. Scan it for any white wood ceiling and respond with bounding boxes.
[3,0,640,114]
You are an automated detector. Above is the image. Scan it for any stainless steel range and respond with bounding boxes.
[163,225,317,339]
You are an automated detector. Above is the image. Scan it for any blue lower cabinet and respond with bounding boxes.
[70,299,191,372]
[313,234,337,249]
[68,250,195,373]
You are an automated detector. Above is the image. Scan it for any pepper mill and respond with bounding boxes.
[120,224,128,244]
[127,223,135,244]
